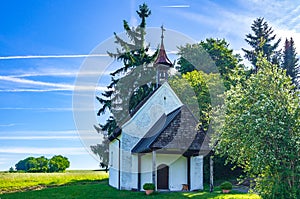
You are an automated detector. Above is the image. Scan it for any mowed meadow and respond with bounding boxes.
[0,170,261,199]
[0,170,108,194]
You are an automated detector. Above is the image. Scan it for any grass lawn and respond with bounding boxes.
[0,171,260,199]
[0,170,108,194]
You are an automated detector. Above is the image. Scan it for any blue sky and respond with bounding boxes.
[1,0,300,171]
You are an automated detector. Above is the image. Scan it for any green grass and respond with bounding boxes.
[0,171,260,199]
[0,170,108,194]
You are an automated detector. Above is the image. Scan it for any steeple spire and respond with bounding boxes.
[154,25,172,67]
[154,25,173,87]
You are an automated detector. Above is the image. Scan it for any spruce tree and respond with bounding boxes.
[282,37,299,87]
[242,17,281,73]
[96,3,157,135]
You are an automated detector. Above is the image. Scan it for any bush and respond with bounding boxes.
[220,181,232,190]
[143,183,155,190]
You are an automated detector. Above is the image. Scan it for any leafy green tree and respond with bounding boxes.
[282,37,299,87]
[96,3,157,135]
[26,158,39,172]
[91,131,109,172]
[15,157,37,172]
[216,55,300,198]
[36,156,49,172]
[49,155,70,172]
[242,17,281,72]
[177,38,242,90]
[169,71,209,125]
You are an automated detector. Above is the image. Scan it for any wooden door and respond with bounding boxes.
[157,164,169,189]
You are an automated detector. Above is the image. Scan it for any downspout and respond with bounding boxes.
[115,137,121,190]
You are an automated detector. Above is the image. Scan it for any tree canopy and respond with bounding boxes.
[15,155,70,173]
[177,38,243,90]
[216,55,300,198]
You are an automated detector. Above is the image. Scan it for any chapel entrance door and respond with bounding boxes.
[157,164,169,189]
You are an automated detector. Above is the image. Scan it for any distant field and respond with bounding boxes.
[0,170,108,194]
[0,171,260,199]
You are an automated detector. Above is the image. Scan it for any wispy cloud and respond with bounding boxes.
[0,135,100,140]
[0,75,107,92]
[0,136,79,140]
[0,147,89,155]
[0,54,108,60]
[0,130,79,135]
[10,70,111,78]
[161,5,190,8]
[0,75,73,89]
[0,107,72,111]
[0,123,23,127]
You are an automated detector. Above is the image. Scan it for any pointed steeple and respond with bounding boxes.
[154,25,173,67]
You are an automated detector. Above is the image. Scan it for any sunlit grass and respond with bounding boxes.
[183,191,260,198]
[0,171,260,199]
[0,170,108,194]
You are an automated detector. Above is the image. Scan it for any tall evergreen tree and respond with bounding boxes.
[242,17,281,73]
[96,3,157,135]
[282,37,299,87]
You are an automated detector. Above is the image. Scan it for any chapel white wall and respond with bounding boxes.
[190,155,204,191]
[119,83,183,190]
[140,154,187,191]
[109,138,120,189]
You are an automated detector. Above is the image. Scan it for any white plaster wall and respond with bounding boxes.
[120,148,132,190]
[169,156,187,191]
[190,155,204,191]
[118,83,183,190]
[140,154,187,191]
[122,82,183,140]
[109,139,119,189]
[131,154,138,189]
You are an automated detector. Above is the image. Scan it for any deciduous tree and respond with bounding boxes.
[49,155,70,172]
[177,38,242,90]
[216,55,300,198]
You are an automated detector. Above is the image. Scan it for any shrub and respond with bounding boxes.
[220,181,232,190]
[143,183,155,190]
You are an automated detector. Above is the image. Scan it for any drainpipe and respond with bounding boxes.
[115,137,121,190]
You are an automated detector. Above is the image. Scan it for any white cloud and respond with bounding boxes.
[0,135,100,140]
[161,5,190,8]
[0,147,89,155]
[0,107,72,111]
[0,54,108,60]
[0,75,107,92]
[0,136,79,140]
[0,123,23,127]
[0,75,73,89]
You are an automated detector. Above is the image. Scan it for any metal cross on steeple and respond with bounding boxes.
[161,25,165,40]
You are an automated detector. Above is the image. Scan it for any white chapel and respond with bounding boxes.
[108,27,209,191]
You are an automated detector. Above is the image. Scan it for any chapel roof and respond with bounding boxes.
[131,105,210,156]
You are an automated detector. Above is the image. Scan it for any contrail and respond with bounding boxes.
[161,5,190,8]
[0,54,109,60]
